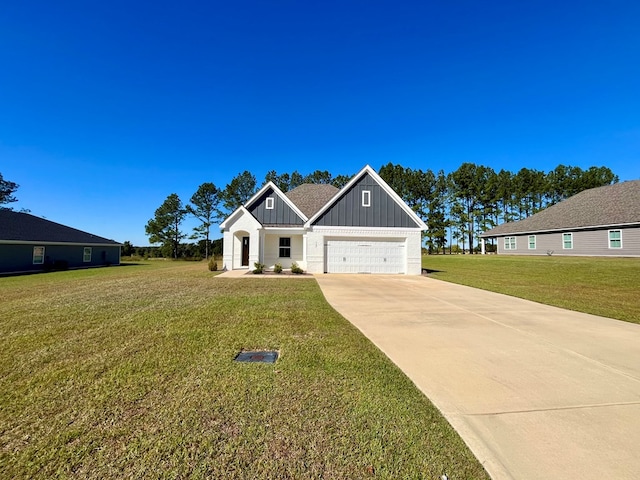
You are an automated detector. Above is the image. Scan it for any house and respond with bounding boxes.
[220,165,428,274]
[0,210,121,274]
[480,180,640,256]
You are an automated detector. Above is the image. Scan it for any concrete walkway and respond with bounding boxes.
[315,274,640,480]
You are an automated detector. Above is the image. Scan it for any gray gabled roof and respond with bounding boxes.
[285,184,339,218]
[481,180,640,237]
[0,209,121,245]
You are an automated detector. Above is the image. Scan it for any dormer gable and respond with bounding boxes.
[244,181,307,226]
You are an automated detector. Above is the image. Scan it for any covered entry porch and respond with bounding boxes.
[222,225,305,272]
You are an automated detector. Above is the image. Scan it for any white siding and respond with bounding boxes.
[262,234,304,270]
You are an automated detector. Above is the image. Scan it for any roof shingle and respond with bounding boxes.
[285,184,339,218]
[481,180,640,237]
[0,210,121,244]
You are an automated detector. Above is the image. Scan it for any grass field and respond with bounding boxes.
[423,254,640,324]
[0,262,488,479]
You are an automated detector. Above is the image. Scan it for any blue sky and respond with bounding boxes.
[2,0,639,246]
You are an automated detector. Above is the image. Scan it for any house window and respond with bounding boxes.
[528,235,536,250]
[266,197,274,210]
[609,230,622,249]
[504,237,516,250]
[83,247,92,262]
[279,237,291,258]
[33,246,45,264]
[562,233,573,249]
[362,190,371,207]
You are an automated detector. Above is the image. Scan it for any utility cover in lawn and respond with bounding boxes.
[234,351,279,363]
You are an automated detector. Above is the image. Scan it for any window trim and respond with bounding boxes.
[504,236,516,250]
[362,190,371,207]
[33,246,45,264]
[528,235,536,250]
[83,246,92,262]
[278,237,291,258]
[562,232,573,249]
[265,197,274,210]
[608,229,622,249]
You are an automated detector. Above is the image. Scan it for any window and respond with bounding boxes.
[609,230,622,249]
[504,236,516,250]
[563,233,573,249]
[83,247,92,262]
[279,237,291,258]
[528,235,536,250]
[266,197,274,210]
[362,190,371,207]
[33,246,45,264]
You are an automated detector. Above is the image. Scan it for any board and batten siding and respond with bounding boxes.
[495,226,640,256]
[248,187,304,226]
[312,172,420,228]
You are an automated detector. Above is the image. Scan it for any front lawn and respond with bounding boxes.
[423,254,640,323]
[0,262,487,479]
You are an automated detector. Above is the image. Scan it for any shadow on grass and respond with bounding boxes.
[421,268,443,274]
[0,263,144,277]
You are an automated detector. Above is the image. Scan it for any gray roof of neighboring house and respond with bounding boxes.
[481,180,640,237]
[0,210,121,244]
[285,184,339,218]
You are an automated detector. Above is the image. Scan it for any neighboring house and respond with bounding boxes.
[480,180,640,256]
[220,165,428,274]
[0,210,121,274]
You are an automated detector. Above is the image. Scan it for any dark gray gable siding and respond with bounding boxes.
[248,187,304,226]
[313,172,421,228]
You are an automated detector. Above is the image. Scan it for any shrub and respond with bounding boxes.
[290,262,304,274]
[208,257,218,271]
[253,262,265,274]
[274,263,283,274]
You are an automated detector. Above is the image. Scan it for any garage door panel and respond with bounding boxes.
[325,239,405,274]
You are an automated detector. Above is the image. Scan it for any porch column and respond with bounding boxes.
[257,230,265,264]
[481,238,486,255]
[302,235,307,269]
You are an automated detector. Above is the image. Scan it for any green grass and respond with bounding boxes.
[423,254,640,323]
[0,262,488,479]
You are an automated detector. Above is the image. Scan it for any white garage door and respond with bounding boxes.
[325,239,406,274]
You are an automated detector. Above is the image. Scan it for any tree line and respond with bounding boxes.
[145,162,618,258]
[0,165,619,258]
[379,162,618,253]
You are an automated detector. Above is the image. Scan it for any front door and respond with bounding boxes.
[241,236,250,266]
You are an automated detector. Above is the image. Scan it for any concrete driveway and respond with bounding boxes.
[315,274,640,480]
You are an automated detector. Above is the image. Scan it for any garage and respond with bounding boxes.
[325,239,406,274]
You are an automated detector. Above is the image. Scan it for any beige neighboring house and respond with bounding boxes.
[220,165,427,274]
[480,180,640,256]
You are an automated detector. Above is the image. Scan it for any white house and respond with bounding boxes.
[220,165,427,274]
